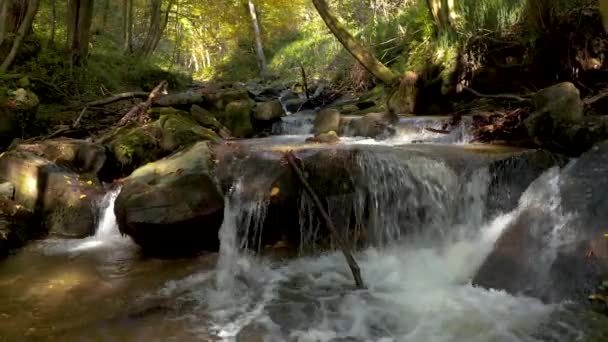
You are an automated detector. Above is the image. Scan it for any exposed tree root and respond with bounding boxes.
[463,87,531,103]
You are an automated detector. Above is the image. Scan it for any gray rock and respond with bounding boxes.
[115,142,224,255]
[253,100,285,121]
[313,108,341,135]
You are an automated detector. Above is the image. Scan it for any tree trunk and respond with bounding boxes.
[0,0,40,73]
[123,0,133,52]
[247,0,267,77]
[100,0,110,31]
[426,0,453,35]
[67,0,95,66]
[0,0,9,48]
[140,0,173,56]
[50,0,56,44]
[601,0,608,33]
[311,0,397,85]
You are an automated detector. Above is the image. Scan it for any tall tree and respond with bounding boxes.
[426,0,454,35]
[0,0,40,73]
[123,0,133,52]
[0,0,9,48]
[67,0,95,66]
[311,0,397,85]
[139,0,174,56]
[50,0,56,45]
[247,0,267,77]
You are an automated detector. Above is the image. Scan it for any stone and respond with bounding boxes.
[0,88,39,148]
[0,197,37,258]
[313,108,341,135]
[0,182,14,200]
[190,105,232,139]
[524,82,589,154]
[282,98,306,113]
[253,100,285,121]
[12,138,107,176]
[103,114,220,175]
[219,99,255,137]
[306,131,340,144]
[474,141,608,302]
[346,111,398,139]
[0,150,102,237]
[115,142,224,255]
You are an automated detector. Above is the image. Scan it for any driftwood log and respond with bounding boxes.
[117,81,169,126]
[284,151,366,289]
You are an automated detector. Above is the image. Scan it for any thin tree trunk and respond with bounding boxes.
[206,50,211,67]
[100,0,110,31]
[248,0,267,77]
[0,0,40,73]
[312,0,397,85]
[140,0,162,56]
[50,0,56,44]
[123,0,133,52]
[0,0,9,47]
[426,0,453,35]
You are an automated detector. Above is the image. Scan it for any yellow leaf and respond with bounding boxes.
[79,194,87,199]
[63,175,69,179]
[66,180,72,185]
[86,180,93,185]
[604,234,608,239]
[270,187,280,197]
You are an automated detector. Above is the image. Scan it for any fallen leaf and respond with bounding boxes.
[270,187,280,197]
[79,194,87,199]
[86,180,93,185]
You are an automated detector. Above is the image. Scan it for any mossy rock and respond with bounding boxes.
[106,114,221,175]
[218,99,255,138]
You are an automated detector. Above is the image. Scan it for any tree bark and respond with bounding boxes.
[0,0,9,48]
[67,0,95,66]
[601,0,608,33]
[100,0,110,31]
[139,0,162,56]
[0,0,40,73]
[248,0,267,77]
[312,0,397,85]
[426,0,453,35]
[50,0,56,44]
[123,0,133,52]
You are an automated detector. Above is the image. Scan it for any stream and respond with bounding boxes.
[0,114,606,341]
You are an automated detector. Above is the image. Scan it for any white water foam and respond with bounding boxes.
[157,167,568,341]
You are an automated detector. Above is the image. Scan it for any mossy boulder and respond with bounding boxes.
[103,114,221,175]
[0,88,40,147]
[115,142,224,255]
[218,99,255,138]
[253,100,285,122]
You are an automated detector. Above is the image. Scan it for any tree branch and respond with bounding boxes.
[284,151,366,289]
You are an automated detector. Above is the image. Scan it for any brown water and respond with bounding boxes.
[0,238,217,341]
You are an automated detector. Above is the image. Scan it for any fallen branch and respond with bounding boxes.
[117,81,168,126]
[284,151,366,289]
[78,91,149,108]
[463,87,531,103]
[72,107,87,128]
[425,127,451,134]
[584,88,608,106]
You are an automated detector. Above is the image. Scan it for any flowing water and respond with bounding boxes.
[0,116,603,340]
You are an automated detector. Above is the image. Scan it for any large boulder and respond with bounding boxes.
[115,142,224,255]
[313,108,341,135]
[474,141,608,302]
[190,105,232,138]
[523,82,608,155]
[0,88,39,147]
[0,150,103,237]
[253,100,285,122]
[11,138,107,176]
[218,99,255,138]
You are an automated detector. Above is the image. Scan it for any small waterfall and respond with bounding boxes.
[215,180,269,290]
[93,186,122,240]
[297,148,490,249]
[271,110,315,135]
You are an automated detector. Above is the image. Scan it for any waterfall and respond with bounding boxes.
[93,186,122,240]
